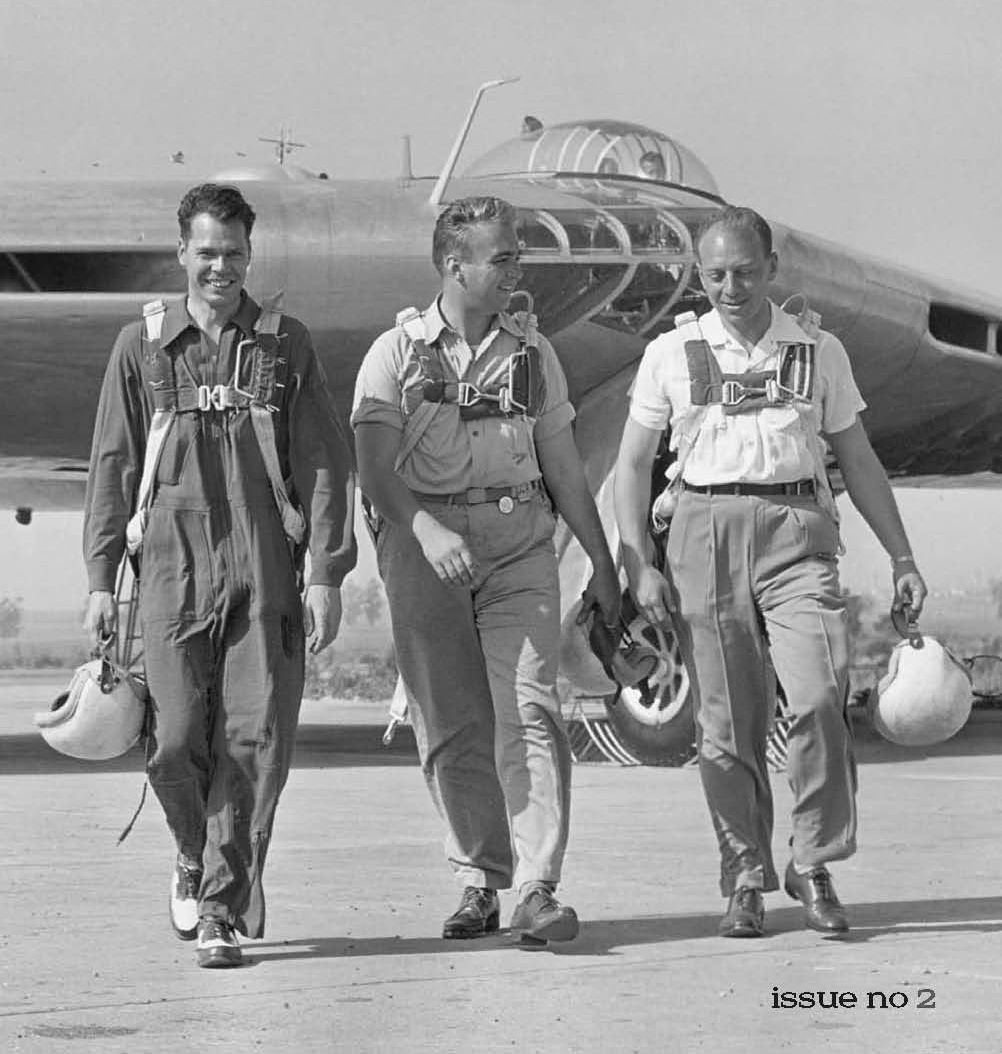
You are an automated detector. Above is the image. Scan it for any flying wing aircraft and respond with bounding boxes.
[4,102,1002,765]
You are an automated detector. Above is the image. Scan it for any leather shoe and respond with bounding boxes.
[442,887,500,939]
[784,862,849,933]
[195,918,242,968]
[510,885,579,942]
[169,856,202,941]
[718,886,765,937]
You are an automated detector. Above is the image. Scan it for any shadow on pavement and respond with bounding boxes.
[244,895,1002,962]
[0,724,419,775]
[5,714,1002,775]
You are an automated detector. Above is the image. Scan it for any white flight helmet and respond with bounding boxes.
[34,656,148,760]
[869,627,972,747]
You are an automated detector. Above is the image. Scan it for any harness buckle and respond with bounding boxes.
[196,384,237,411]
[721,380,745,406]
[455,381,479,407]
[230,338,259,402]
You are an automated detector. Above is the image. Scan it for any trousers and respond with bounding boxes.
[667,490,857,896]
[140,500,305,939]
[377,491,572,891]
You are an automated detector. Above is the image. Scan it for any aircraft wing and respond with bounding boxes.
[3,117,1002,517]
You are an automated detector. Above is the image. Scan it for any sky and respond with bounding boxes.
[2,0,1002,609]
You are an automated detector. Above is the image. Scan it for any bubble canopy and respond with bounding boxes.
[463,119,720,199]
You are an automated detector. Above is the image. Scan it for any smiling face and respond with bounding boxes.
[450,220,522,315]
[697,223,777,342]
[178,212,251,316]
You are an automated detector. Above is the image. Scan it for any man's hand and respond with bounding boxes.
[83,590,116,645]
[629,562,675,629]
[304,584,343,655]
[579,562,621,628]
[892,565,927,623]
[412,510,477,586]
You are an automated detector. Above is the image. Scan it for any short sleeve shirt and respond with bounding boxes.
[629,302,866,485]
[351,298,574,493]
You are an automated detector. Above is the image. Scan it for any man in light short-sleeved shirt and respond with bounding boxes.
[352,196,619,945]
[615,206,927,940]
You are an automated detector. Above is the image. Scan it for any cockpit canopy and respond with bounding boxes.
[461,120,721,338]
[463,119,719,198]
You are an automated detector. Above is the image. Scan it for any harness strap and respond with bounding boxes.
[395,308,442,472]
[248,306,305,544]
[125,408,175,556]
[250,404,306,545]
[128,301,304,556]
[143,300,166,341]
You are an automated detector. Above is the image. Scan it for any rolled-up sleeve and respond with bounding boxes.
[533,334,575,440]
[819,333,866,435]
[287,325,357,587]
[628,336,673,431]
[350,330,405,433]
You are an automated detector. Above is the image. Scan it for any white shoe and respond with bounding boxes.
[169,857,202,941]
[196,918,242,968]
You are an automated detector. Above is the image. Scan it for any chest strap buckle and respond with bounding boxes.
[197,384,239,412]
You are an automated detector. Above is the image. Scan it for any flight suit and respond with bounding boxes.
[629,302,863,895]
[351,299,574,891]
[83,293,356,937]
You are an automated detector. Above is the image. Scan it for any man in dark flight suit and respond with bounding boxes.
[83,183,356,968]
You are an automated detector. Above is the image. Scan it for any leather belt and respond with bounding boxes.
[683,479,815,497]
[415,478,543,513]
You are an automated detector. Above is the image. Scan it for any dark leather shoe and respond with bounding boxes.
[784,862,849,933]
[718,886,765,938]
[442,887,500,939]
[510,886,579,942]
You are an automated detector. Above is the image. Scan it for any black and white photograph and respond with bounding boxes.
[3,1,1002,1050]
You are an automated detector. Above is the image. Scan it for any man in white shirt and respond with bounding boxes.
[614,206,926,938]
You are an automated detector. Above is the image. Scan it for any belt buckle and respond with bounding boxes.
[498,495,515,514]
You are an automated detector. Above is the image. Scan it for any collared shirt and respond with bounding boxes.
[629,302,866,484]
[83,293,357,591]
[351,298,574,493]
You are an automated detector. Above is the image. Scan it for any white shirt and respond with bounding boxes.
[629,302,866,485]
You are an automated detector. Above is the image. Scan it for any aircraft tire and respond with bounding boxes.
[601,613,696,767]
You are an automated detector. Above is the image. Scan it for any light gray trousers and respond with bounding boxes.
[667,490,857,896]
[377,492,572,891]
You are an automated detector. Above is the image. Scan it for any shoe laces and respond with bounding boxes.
[522,885,560,912]
[459,886,494,911]
[807,869,835,898]
[199,919,234,943]
[735,886,760,909]
[175,861,202,899]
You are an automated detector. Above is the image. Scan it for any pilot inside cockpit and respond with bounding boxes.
[638,150,667,181]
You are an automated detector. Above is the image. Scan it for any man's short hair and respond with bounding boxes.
[432,196,517,274]
[696,206,773,258]
[177,183,257,242]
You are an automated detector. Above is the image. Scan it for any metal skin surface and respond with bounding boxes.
[4,122,1002,762]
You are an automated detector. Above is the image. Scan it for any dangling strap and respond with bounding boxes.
[250,404,306,544]
[395,308,443,471]
[125,408,176,555]
[125,300,174,556]
[248,306,306,545]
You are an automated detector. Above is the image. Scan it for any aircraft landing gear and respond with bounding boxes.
[601,608,696,766]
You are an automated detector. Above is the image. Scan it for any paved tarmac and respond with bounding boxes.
[3,673,1002,1053]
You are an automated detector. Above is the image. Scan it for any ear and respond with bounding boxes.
[177,237,186,265]
[767,252,778,282]
[445,253,464,284]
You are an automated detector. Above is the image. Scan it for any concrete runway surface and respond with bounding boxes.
[2,674,1002,1053]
